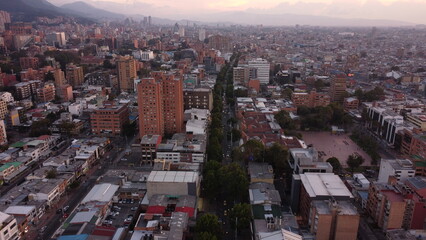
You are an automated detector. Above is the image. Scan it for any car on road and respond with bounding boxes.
[39,226,47,233]
[56,208,63,214]
[121,158,127,161]
[63,205,70,212]
[131,207,138,211]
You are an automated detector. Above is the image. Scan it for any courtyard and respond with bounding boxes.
[301,131,372,167]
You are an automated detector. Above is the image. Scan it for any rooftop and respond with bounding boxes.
[147,171,198,183]
[81,183,119,204]
[300,173,353,199]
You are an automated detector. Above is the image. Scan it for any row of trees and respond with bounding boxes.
[275,103,353,132]
[202,161,249,202]
[350,130,380,165]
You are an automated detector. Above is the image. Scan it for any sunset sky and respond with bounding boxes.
[51,0,426,24]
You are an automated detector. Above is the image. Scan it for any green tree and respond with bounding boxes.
[195,214,221,238]
[46,169,57,179]
[202,161,222,199]
[219,163,249,202]
[122,121,137,137]
[242,139,265,162]
[230,129,241,142]
[103,59,115,69]
[198,232,218,240]
[44,71,54,81]
[347,155,364,174]
[282,88,293,99]
[60,122,76,136]
[326,157,342,173]
[265,143,289,178]
[275,110,296,130]
[29,119,52,137]
[229,203,252,231]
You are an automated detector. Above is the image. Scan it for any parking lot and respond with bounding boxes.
[103,199,140,228]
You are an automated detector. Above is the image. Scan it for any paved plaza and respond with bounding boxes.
[301,131,372,167]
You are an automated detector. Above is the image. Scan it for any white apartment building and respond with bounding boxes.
[248,58,270,84]
[0,212,19,240]
[378,159,415,183]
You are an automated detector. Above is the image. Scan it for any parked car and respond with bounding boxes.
[63,205,70,212]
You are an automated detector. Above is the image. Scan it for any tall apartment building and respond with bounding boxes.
[138,78,164,137]
[36,83,55,102]
[0,92,13,103]
[366,182,406,231]
[57,85,73,102]
[14,80,40,100]
[117,56,137,92]
[0,120,7,145]
[19,57,39,70]
[138,72,184,137]
[183,88,213,111]
[367,178,426,231]
[233,66,257,86]
[291,90,331,108]
[207,35,231,52]
[198,28,206,41]
[90,103,129,135]
[291,173,358,240]
[0,100,7,120]
[233,67,250,85]
[53,68,66,88]
[329,74,347,102]
[248,58,270,84]
[0,11,11,32]
[162,74,184,135]
[46,32,66,47]
[66,64,84,87]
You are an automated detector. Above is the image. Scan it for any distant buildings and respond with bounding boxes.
[66,64,84,87]
[36,83,55,103]
[46,32,66,47]
[19,57,39,70]
[291,89,331,108]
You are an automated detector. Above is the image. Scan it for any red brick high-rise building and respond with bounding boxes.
[137,72,184,137]
[19,57,39,70]
[329,74,347,103]
[138,78,164,137]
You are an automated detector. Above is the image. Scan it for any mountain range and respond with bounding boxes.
[0,0,417,27]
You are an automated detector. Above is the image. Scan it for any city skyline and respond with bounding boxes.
[50,0,426,25]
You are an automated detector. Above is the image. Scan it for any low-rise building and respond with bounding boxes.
[0,211,19,240]
[378,159,415,183]
[90,103,129,135]
[146,171,199,199]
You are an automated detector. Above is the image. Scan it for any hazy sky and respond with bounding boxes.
[51,0,426,24]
